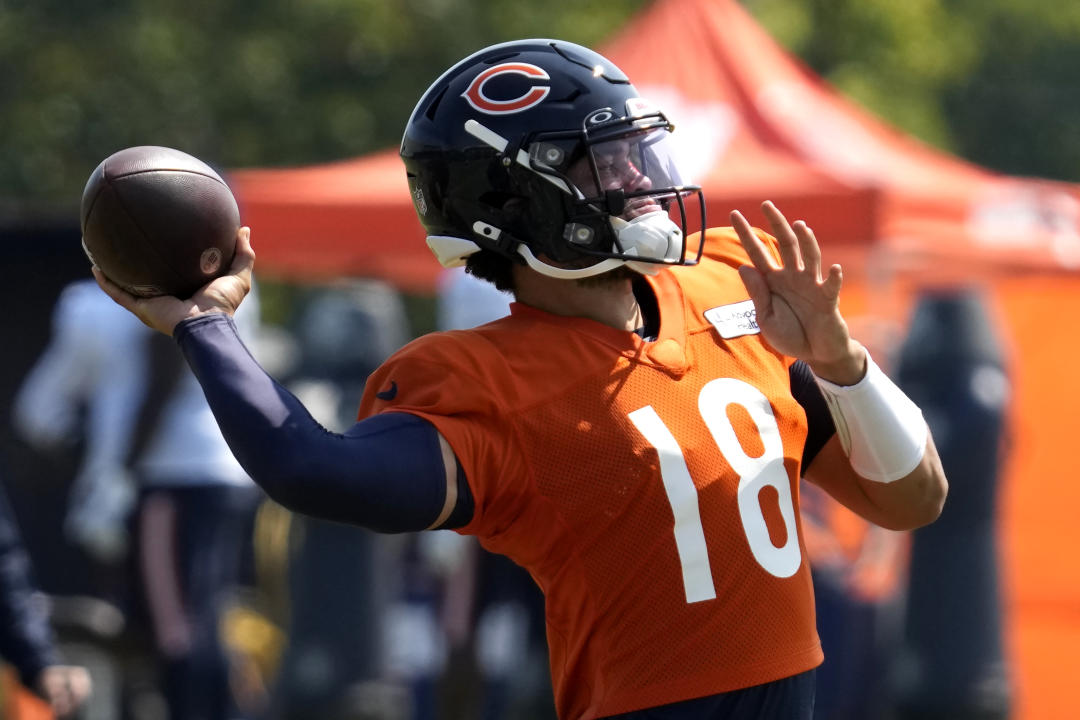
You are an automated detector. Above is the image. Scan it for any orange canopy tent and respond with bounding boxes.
[602,0,1080,277]
[228,2,1080,717]
[229,0,1080,290]
[227,148,431,289]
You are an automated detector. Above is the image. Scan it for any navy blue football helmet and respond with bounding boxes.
[401,39,706,280]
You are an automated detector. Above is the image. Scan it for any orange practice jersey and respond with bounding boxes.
[357,228,823,719]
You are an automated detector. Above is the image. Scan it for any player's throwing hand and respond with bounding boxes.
[95,226,256,337]
[732,201,865,386]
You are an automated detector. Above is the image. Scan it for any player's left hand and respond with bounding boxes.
[36,665,92,718]
[95,226,255,336]
[732,201,866,385]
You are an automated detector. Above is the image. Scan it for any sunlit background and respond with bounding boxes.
[2,1,1078,719]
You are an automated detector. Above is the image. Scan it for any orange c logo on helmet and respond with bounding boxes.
[463,62,550,115]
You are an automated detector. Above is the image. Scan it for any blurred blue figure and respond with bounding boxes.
[894,288,1012,720]
[0,463,91,718]
[13,278,263,720]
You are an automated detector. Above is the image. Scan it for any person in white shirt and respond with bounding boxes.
[13,278,263,720]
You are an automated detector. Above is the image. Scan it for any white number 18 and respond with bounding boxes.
[628,378,801,604]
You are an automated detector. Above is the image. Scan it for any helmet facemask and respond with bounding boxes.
[462,108,706,280]
[541,110,705,277]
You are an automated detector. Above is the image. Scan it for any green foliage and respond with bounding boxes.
[745,0,1080,180]
[4,0,1080,219]
[746,0,977,150]
[1,0,644,214]
[942,0,1080,179]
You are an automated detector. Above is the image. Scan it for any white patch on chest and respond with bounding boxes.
[704,299,760,339]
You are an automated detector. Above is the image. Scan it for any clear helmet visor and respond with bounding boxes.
[579,127,703,270]
[567,127,689,215]
[522,112,706,275]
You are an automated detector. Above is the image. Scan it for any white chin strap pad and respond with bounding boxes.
[610,211,684,276]
[812,353,928,484]
[427,234,483,268]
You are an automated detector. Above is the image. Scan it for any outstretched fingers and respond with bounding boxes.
[823,262,844,299]
[755,201,837,291]
[731,210,774,318]
[734,202,814,276]
[732,201,845,308]
[731,209,777,273]
[792,219,822,281]
[787,212,843,298]
[760,201,804,271]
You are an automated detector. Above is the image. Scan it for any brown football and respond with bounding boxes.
[80,145,240,298]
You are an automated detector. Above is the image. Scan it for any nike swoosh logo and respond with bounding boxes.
[376,381,398,401]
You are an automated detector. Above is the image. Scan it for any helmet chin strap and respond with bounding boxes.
[516,245,627,280]
[517,207,685,281]
[468,214,682,281]
[465,220,626,279]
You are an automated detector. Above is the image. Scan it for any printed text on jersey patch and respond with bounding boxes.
[704,300,760,339]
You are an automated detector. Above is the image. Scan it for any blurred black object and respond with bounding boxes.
[0,223,92,598]
[894,287,1012,720]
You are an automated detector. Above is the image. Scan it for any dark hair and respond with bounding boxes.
[465,250,517,292]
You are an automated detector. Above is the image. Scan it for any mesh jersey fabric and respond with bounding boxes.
[357,227,823,719]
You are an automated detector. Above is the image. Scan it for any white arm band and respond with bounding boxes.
[812,353,928,483]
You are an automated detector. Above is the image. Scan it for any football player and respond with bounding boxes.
[96,39,947,720]
[0,480,92,718]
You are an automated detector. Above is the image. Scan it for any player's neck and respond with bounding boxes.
[513,266,642,332]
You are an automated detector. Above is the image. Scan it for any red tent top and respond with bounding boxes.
[228,149,434,290]
[229,0,1080,292]
[603,0,1080,276]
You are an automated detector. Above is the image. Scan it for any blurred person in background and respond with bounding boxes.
[800,317,911,720]
[13,277,264,720]
[0,468,91,719]
[13,277,152,720]
[385,267,552,720]
[801,482,909,720]
[93,40,947,720]
[436,268,553,720]
[893,288,1012,720]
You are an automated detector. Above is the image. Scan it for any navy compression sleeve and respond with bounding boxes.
[174,313,472,532]
[789,359,836,471]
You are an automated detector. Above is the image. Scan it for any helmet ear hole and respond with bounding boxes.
[477,192,526,235]
[479,192,519,211]
[500,196,527,219]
